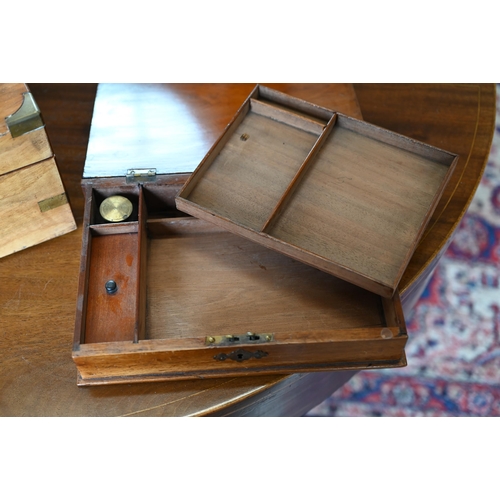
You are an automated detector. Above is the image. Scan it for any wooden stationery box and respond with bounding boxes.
[72,84,410,386]
[0,84,76,258]
[176,85,459,298]
[73,174,408,386]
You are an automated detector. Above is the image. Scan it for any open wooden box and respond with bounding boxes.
[72,83,458,386]
[73,174,408,385]
[177,86,459,298]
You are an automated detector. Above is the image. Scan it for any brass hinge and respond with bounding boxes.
[5,92,44,138]
[126,168,156,183]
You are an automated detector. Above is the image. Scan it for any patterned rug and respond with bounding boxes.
[307,85,500,417]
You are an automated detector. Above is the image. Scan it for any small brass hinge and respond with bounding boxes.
[126,168,156,183]
[5,92,45,138]
[205,332,274,347]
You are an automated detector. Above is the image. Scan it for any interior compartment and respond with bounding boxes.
[82,185,145,344]
[90,185,139,225]
[81,182,403,346]
[145,217,387,340]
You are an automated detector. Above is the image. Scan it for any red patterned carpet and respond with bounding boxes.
[307,85,500,417]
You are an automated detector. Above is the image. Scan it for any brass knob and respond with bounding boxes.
[99,195,133,222]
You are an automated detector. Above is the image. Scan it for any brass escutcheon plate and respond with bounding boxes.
[99,195,133,222]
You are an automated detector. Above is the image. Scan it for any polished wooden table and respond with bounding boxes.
[0,84,495,416]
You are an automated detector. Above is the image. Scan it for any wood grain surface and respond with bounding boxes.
[147,220,388,338]
[0,83,495,416]
[0,157,77,258]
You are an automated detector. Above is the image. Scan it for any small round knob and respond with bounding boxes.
[99,196,133,223]
[105,280,118,294]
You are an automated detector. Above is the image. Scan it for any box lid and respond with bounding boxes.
[0,84,76,258]
[176,85,459,298]
[83,83,213,179]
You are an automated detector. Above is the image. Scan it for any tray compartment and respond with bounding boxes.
[185,111,320,231]
[265,115,456,291]
[180,87,335,232]
[176,87,459,297]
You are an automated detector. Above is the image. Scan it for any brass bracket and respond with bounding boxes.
[205,332,274,347]
[5,92,44,138]
[38,193,68,212]
[126,168,156,183]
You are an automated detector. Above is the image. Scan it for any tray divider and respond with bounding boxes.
[260,113,338,233]
[73,184,94,348]
[250,98,325,135]
[89,221,139,235]
[135,185,148,343]
[336,114,458,164]
[257,85,334,122]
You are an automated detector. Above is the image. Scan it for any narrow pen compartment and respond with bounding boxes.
[84,227,140,343]
[82,185,146,344]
